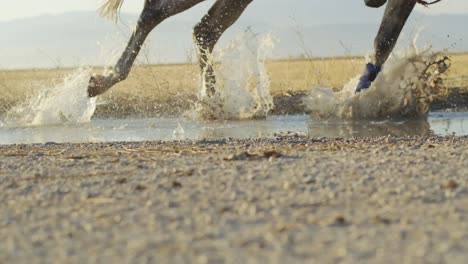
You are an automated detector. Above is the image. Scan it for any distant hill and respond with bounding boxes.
[0,5,466,69]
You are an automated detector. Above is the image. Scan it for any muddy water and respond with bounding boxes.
[0,33,463,145]
[0,112,466,145]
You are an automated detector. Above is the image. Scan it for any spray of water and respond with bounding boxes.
[2,68,96,127]
[194,31,275,120]
[304,45,450,119]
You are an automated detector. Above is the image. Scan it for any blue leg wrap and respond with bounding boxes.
[355,63,382,93]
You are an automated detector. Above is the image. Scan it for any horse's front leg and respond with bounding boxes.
[193,0,253,97]
[88,8,160,97]
[356,0,417,93]
[88,0,206,97]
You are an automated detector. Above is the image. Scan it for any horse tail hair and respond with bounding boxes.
[99,0,125,21]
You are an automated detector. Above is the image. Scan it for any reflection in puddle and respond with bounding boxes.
[0,112,467,145]
[307,118,432,138]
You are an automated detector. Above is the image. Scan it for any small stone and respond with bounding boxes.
[328,215,348,226]
[442,180,459,191]
[134,184,147,191]
[385,136,395,144]
[302,176,316,184]
[5,181,19,189]
[373,216,392,225]
[116,178,127,184]
[283,181,297,190]
[334,216,346,225]
[172,181,182,189]
[263,150,282,159]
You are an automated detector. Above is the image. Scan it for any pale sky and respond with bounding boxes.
[0,0,467,22]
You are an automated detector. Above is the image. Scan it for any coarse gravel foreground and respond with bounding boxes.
[0,136,467,263]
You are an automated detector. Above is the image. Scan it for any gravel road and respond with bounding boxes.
[1,136,467,263]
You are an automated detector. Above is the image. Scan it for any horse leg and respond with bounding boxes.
[356,0,417,93]
[193,0,253,97]
[88,0,206,97]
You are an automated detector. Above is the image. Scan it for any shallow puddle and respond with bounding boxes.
[0,112,467,145]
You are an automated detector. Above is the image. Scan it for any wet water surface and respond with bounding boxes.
[0,112,467,145]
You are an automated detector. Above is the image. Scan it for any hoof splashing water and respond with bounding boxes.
[195,32,275,120]
[304,47,450,119]
[4,68,96,127]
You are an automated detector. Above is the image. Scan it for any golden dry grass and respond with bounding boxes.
[1,54,467,113]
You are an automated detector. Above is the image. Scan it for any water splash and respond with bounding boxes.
[2,68,96,127]
[304,46,450,119]
[172,123,185,140]
[195,31,275,120]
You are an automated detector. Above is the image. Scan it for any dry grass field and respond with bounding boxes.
[1,53,468,116]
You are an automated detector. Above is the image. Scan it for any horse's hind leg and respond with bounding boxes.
[88,0,205,97]
[193,0,253,97]
[374,0,417,66]
[356,0,417,92]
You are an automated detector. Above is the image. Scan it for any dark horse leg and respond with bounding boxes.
[193,0,253,97]
[88,0,206,97]
[356,0,417,93]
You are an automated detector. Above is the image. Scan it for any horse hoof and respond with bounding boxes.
[355,63,382,93]
[364,0,387,8]
[88,75,113,97]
